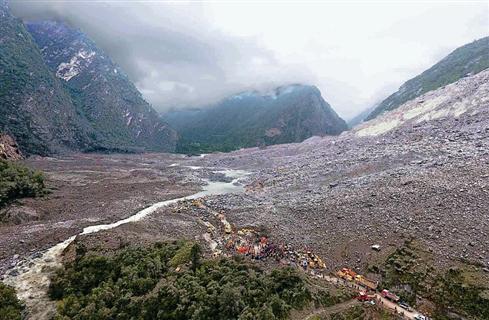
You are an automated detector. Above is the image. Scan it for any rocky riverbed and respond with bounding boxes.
[2,163,250,319]
[0,153,205,275]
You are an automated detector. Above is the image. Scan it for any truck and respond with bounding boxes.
[337,268,357,281]
[355,293,374,302]
[381,289,400,302]
[355,275,378,291]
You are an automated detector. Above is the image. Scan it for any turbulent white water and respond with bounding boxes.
[2,168,249,320]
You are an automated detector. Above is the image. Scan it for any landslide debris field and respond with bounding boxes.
[1,71,488,319]
[196,71,489,272]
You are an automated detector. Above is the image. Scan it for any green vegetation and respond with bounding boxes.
[0,282,23,320]
[0,159,47,209]
[367,36,489,120]
[373,240,489,319]
[308,305,396,320]
[330,306,366,320]
[372,242,433,306]
[49,242,321,319]
[311,289,353,308]
[432,269,489,320]
[164,85,347,154]
[169,241,201,269]
[316,305,397,320]
[176,139,242,154]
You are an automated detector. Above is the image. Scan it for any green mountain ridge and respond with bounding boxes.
[163,85,348,154]
[366,36,489,121]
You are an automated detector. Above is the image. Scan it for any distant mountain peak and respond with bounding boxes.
[229,83,316,101]
[164,84,346,153]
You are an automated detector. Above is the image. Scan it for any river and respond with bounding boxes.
[2,167,249,319]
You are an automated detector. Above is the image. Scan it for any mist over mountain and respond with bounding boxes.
[0,3,95,155]
[26,20,177,153]
[9,0,488,118]
[1,1,489,320]
[0,1,177,155]
[163,85,347,153]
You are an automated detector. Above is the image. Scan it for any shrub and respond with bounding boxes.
[0,159,47,208]
[432,269,489,319]
[376,242,489,319]
[0,283,23,320]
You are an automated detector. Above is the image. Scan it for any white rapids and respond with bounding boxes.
[2,168,249,320]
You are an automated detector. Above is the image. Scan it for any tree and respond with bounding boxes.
[190,243,201,272]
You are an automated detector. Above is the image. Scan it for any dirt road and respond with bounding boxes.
[374,294,419,319]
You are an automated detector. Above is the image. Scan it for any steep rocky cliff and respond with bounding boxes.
[0,134,22,160]
[26,21,177,152]
[0,2,95,155]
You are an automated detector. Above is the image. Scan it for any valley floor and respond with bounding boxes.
[0,95,488,318]
[0,153,201,274]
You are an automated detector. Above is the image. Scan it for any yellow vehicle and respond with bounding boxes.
[355,275,378,290]
[337,268,357,281]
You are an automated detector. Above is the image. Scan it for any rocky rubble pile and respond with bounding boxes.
[191,70,489,272]
[0,134,22,160]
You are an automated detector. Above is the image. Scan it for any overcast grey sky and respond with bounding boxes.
[10,0,489,119]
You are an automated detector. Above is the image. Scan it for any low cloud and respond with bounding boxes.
[10,1,488,119]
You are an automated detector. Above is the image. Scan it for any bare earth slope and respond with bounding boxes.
[365,36,489,121]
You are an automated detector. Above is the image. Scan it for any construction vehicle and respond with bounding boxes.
[307,252,326,269]
[354,275,378,291]
[191,199,205,208]
[355,293,374,302]
[337,268,357,281]
[381,289,400,302]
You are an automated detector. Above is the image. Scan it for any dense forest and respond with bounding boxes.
[48,241,347,320]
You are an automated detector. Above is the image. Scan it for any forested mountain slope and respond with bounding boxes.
[164,85,347,153]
